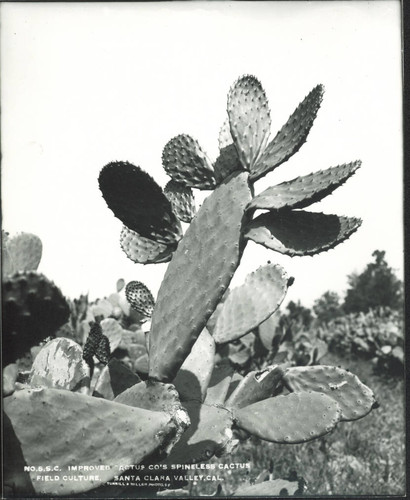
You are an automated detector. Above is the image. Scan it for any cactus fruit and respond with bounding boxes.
[93,358,141,400]
[211,264,289,344]
[245,211,362,257]
[234,391,342,443]
[283,365,376,421]
[249,83,324,182]
[162,134,216,190]
[2,271,70,365]
[4,232,43,273]
[82,321,111,366]
[3,388,181,496]
[98,161,182,246]
[173,328,215,403]
[148,171,252,382]
[164,180,196,223]
[125,280,155,317]
[29,338,90,392]
[247,161,361,212]
[120,225,173,264]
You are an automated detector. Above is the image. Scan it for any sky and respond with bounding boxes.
[1,1,403,308]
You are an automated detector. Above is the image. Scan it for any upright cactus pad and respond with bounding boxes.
[212,264,289,344]
[2,271,70,365]
[173,328,216,403]
[125,281,155,317]
[227,75,271,171]
[214,119,243,184]
[98,161,182,245]
[283,365,376,421]
[5,232,43,273]
[247,161,361,211]
[250,84,324,182]
[162,135,216,189]
[204,360,234,406]
[164,180,196,223]
[149,171,252,382]
[245,211,362,256]
[120,226,174,264]
[93,358,141,400]
[4,388,179,496]
[234,391,342,444]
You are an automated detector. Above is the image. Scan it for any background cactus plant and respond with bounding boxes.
[3,75,377,497]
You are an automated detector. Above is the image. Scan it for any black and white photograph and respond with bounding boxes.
[1,1,405,498]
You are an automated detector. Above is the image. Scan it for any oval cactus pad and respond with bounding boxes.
[98,161,182,245]
[227,75,271,171]
[283,365,376,421]
[162,134,216,189]
[212,264,289,344]
[245,211,362,257]
[149,171,252,382]
[6,232,43,272]
[164,180,196,223]
[250,84,324,182]
[120,226,174,264]
[247,161,361,212]
[234,391,342,444]
[4,388,179,496]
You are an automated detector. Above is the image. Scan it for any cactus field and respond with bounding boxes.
[2,74,405,498]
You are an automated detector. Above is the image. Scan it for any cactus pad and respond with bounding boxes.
[225,365,285,409]
[173,328,215,403]
[234,391,342,443]
[120,226,174,264]
[125,281,155,317]
[164,180,196,223]
[4,388,179,495]
[258,312,282,350]
[149,171,252,382]
[93,358,141,400]
[204,360,234,406]
[250,84,324,181]
[283,365,376,421]
[214,119,242,184]
[114,380,181,413]
[227,75,271,171]
[162,134,216,189]
[245,210,362,256]
[247,161,361,211]
[100,318,123,352]
[162,402,235,465]
[98,161,182,245]
[29,338,90,392]
[212,264,289,344]
[2,271,70,365]
[5,232,43,272]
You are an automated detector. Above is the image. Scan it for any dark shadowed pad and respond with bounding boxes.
[245,210,362,256]
[98,161,182,245]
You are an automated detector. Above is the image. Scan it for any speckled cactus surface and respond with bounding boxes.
[3,75,374,498]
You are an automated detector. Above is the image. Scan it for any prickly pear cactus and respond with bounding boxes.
[4,74,375,498]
